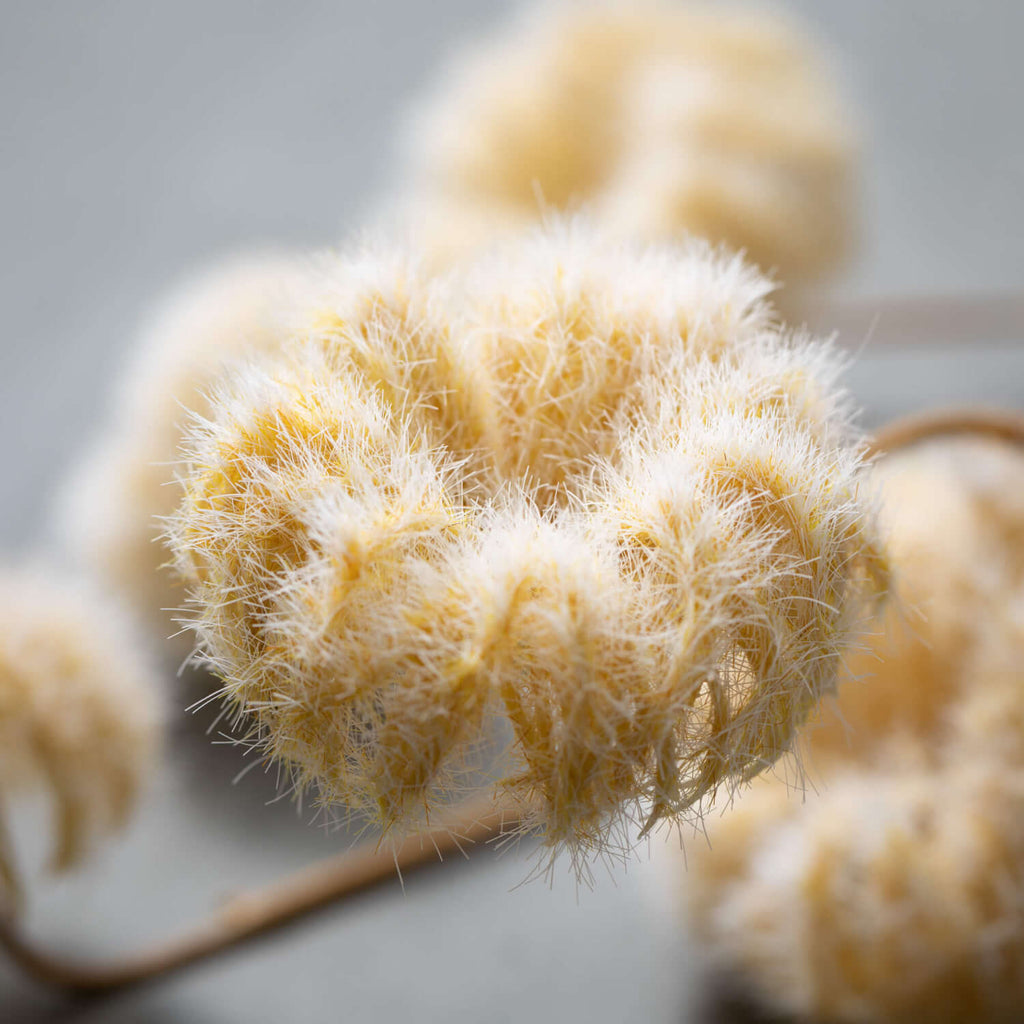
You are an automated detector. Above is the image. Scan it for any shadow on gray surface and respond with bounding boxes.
[0,838,512,1024]
[0,983,227,1024]
[171,667,514,856]
[167,666,339,853]
[696,971,801,1024]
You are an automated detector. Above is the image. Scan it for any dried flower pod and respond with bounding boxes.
[402,2,854,285]
[0,568,162,898]
[168,223,883,861]
[690,762,1024,1023]
[948,598,1024,771]
[685,435,1024,1021]
[806,436,1024,765]
[58,254,312,655]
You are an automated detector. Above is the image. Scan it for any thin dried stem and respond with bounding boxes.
[805,290,1024,349]
[867,406,1024,458]
[0,797,520,997]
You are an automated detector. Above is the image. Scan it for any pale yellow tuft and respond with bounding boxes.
[806,436,1024,766]
[402,2,854,286]
[686,436,1024,1021]
[692,762,1024,1023]
[0,568,162,899]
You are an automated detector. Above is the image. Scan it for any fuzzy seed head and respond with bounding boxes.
[0,568,162,897]
[402,1,854,285]
[690,763,1024,1023]
[168,223,884,864]
[806,436,1024,765]
[685,435,1024,1020]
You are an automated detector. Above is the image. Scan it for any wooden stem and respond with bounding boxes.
[0,797,521,997]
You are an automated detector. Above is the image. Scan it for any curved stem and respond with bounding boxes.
[0,797,521,996]
[866,406,1024,458]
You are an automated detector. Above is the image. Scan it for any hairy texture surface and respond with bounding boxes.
[695,763,1024,1023]
[805,437,1024,767]
[402,1,854,287]
[58,254,313,658]
[168,222,884,863]
[686,437,1024,1022]
[0,568,162,900]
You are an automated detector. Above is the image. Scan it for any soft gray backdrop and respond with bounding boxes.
[1,3,1022,1022]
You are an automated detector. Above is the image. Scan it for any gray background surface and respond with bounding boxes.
[1,2,1022,1022]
